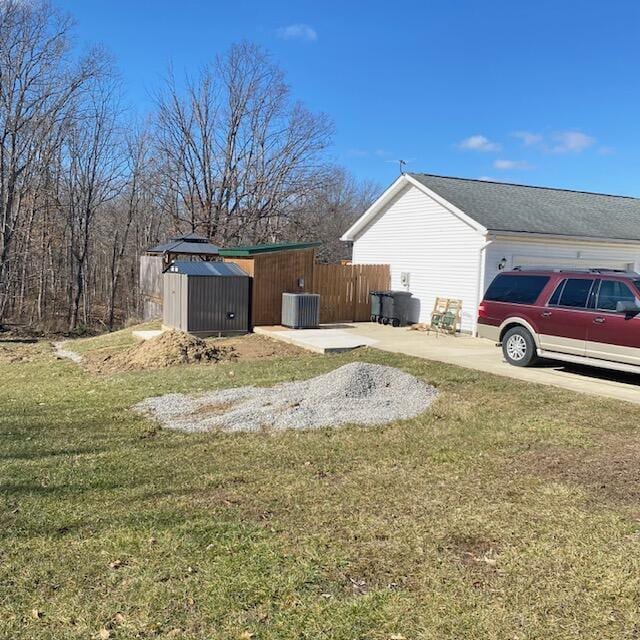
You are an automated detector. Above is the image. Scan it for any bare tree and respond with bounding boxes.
[153,42,334,245]
[63,71,124,329]
[284,168,380,262]
[104,127,150,329]
[0,0,97,322]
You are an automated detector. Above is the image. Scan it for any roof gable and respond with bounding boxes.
[342,173,640,243]
[341,175,485,241]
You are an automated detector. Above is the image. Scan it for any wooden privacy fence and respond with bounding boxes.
[313,263,390,323]
[224,248,390,325]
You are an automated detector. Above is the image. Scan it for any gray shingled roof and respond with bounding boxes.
[146,233,220,256]
[409,174,640,242]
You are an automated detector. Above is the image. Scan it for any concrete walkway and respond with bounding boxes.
[343,323,640,406]
[254,325,377,354]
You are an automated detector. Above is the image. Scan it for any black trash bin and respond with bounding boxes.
[380,290,413,327]
[369,290,386,322]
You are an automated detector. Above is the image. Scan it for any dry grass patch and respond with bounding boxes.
[445,532,503,589]
[519,432,640,507]
[0,343,35,363]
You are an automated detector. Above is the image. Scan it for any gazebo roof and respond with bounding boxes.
[146,232,220,256]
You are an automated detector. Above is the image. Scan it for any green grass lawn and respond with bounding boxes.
[2,329,640,639]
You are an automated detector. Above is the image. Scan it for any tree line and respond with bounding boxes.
[0,0,377,332]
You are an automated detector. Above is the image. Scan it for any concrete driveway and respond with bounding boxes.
[343,322,640,406]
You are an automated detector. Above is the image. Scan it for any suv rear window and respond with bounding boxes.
[484,274,549,304]
[596,280,638,311]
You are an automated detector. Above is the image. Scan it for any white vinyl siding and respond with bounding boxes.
[483,238,640,291]
[351,184,484,332]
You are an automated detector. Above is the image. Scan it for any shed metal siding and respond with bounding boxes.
[351,184,484,332]
[186,276,249,333]
[140,254,164,297]
[163,272,187,330]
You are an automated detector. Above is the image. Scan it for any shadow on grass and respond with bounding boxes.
[0,445,110,462]
[532,358,640,386]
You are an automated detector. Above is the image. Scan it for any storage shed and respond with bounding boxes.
[163,261,250,336]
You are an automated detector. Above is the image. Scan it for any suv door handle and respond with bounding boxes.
[541,311,552,317]
[593,317,605,324]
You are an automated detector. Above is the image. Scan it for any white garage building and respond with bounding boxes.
[341,173,640,334]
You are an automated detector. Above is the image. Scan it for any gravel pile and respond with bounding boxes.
[133,362,437,433]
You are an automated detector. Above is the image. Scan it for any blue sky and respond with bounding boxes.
[58,0,640,195]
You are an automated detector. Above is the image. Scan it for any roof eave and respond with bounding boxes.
[487,229,640,245]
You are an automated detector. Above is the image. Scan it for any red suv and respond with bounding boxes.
[477,268,640,373]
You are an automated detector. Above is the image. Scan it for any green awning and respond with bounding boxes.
[218,241,321,257]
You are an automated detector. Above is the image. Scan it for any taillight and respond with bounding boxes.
[477,303,487,318]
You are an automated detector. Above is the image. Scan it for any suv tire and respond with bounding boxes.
[502,326,538,367]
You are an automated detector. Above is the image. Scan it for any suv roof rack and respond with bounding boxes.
[511,265,639,276]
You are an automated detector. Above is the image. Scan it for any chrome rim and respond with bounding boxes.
[506,334,527,361]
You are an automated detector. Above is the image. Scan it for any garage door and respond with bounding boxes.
[513,255,633,271]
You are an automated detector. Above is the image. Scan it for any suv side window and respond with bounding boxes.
[550,278,594,308]
[484,274,550,304]
[596,280,638,311]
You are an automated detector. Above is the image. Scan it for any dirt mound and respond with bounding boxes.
[88,330,235,372]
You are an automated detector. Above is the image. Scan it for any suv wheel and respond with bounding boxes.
[502,326,538,367]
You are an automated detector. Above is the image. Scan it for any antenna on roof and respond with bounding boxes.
[398,159,407,175]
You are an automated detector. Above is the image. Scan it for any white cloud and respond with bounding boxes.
[551,130,595,153]
[276,24,318,42]
[513,131,542,146]
[493,159,532,170]
[478,176,498,181]
[458,134,501,152]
